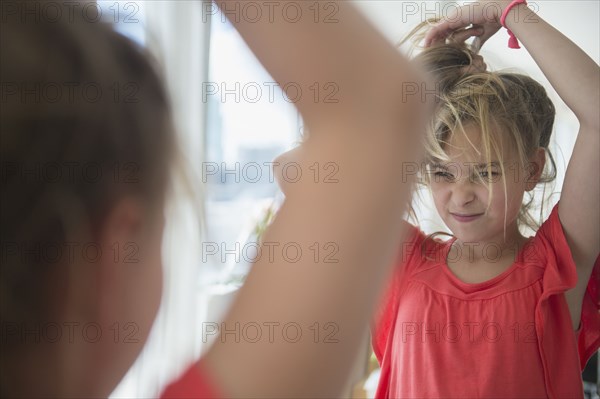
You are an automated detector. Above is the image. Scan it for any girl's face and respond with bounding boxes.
[96,202,165,397]
[428,123,529,246]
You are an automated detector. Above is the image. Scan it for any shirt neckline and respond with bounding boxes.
[441,236,534,290]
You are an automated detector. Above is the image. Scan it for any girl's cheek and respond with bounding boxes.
[430,184,450,207]
[485,181,510,211]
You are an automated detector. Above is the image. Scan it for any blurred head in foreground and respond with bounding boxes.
[1,7,175,397]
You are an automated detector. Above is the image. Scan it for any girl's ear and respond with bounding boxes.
[525,148,547,191]
[95,196,144,316]
[61,196,145,327]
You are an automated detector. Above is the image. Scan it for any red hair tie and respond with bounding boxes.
[500,0,528,49]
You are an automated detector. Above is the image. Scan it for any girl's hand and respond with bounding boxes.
[424,1,512,49]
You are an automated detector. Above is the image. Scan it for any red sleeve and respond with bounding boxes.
[577,255,600,369]
[161,360,222,399]
[536,201,600,371]
[371,224,426,364]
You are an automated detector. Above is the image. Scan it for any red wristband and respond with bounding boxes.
[500,0,528,49]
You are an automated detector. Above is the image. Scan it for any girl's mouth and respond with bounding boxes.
[450,213,484,223]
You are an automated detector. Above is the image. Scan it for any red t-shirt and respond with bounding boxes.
[161,360,222,399]
[372,201,600,398]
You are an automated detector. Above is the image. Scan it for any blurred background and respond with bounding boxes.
[99,1,599,397]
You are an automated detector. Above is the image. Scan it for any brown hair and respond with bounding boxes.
[1,10,175,342]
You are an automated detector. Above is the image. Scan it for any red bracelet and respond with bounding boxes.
[500,0,528,49]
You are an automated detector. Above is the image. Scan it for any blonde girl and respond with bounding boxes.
[373,1,599,397]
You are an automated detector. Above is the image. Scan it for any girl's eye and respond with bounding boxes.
[477,171,500,180]
[480,171,499,176]
[433,171,454,181]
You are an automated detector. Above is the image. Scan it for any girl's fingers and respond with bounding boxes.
[448,26,484,44]
[424,19,500,49]
[423,12,475,47]
[424,25,455,47]
[424,25,481,47]
[424,8,473,45]
[471,25,501,51]
[424,24,447,46]
[422,5,503,48]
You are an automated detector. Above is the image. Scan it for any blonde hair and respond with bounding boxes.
[403,20,557,242]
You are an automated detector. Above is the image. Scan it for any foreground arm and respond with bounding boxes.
[202,1,429,397]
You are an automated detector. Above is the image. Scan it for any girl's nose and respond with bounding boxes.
[273,146,301,195]
[450,179,477,207]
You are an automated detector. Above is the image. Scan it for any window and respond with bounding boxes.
[97,0,146,45]
[203,15,301,286]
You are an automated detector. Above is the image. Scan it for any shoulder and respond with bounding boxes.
[535,201,568,248]
[371,223,449,362]
[398,223,452,271]
[527,201,600,369]
[525,201,578,285]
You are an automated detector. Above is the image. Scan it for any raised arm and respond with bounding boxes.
[202,1,428,397]
[503,2,599,331]
[424,1,599,330]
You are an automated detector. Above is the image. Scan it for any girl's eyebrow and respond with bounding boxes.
[429,162,448,170]
[474,162,501,168]
[430,162,501,169]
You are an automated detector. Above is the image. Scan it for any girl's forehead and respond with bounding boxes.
[436,146,516,169]
[442,123,516,162]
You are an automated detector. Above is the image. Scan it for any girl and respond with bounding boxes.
[373,1,599,397]
[0,1,429,398]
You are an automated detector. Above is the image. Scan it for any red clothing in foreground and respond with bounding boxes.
[372,201,599,398]
[161,360,222,399]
